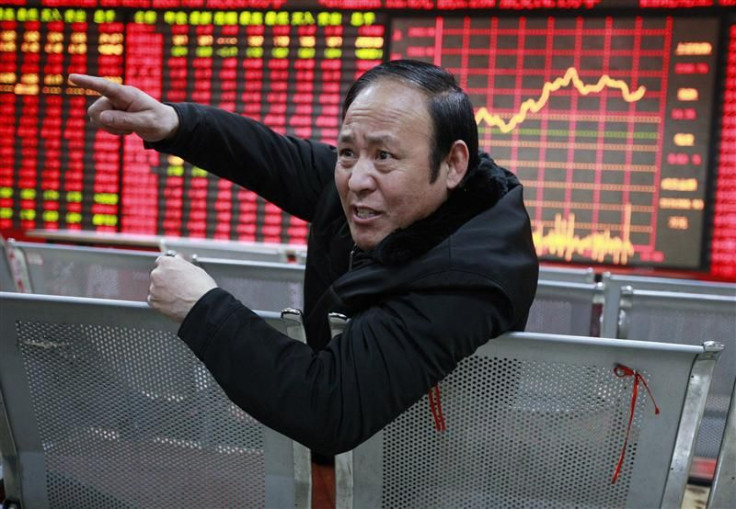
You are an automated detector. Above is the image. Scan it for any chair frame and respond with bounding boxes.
[161,237,306,264]
[600,272,735,338]
[527,280,608,336]
[0,234,15,292]
[5,240,158,299]
[707,379,736,509]
[334,332,722,509]
[615,286,736,485]
[0,292,311,508]
[616,287,736,341]
[192,256,306,312]
[192,256,306,284]
[538,265,595,284]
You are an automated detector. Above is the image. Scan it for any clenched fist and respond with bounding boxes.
[148,254,218,322]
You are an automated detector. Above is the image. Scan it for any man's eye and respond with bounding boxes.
[377,150,391,160]
[339,149,355,158]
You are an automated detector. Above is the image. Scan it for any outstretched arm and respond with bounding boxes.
[70,74,336,221]
[68,73,179,143]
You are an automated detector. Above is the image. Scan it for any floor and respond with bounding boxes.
[311,463,711,509]
[683,484,710,509]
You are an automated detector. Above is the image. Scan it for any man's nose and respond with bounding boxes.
[348,158,376,193]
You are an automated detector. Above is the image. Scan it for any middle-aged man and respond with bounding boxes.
[69,59,539,455]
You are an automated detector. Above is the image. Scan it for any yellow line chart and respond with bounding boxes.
[475,67,647,133]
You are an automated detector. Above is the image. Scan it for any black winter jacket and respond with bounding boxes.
[152,103,539,454]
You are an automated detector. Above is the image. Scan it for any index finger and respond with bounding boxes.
[68,73,125,100]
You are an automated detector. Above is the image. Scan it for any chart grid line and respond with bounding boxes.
[390,15,716,267]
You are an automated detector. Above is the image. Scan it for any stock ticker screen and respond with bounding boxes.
[0,0,734,278]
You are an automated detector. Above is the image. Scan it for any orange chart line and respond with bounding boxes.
[532,203,636,264]
[475,67,647,134]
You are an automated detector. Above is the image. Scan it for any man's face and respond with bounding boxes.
[335,80,453,251]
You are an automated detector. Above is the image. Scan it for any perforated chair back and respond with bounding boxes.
[336,332,721,509]
[6,240,157,301]
[525,280,606,336]
[617,288,736,463]
[538,265,595,284]
[708,378,736,509]
[0,292,311,508]
[194,256,305,312]
[600,272,736,338]
[161,238,306,264]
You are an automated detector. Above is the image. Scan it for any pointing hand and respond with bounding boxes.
[68,73,179,142]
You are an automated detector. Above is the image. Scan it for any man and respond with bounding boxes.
[69,60,538,455]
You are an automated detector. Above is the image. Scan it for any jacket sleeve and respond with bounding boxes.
[149,103,338,222]
[178,282,515,455]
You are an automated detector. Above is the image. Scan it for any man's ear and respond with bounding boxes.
[444,140,470,191]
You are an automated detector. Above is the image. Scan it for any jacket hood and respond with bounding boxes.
[333,153,538,329]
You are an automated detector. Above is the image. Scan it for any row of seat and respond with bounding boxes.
[0,238,734,503]
[0,292,733,508]
[2,240,735,467]
[7,243,735,434]
[4,239,734,336]
[0,238,308,300]
[19,228,309,265]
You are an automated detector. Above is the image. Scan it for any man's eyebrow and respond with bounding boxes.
[365,133,395,145]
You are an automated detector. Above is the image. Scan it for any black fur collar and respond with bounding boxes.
[366,153,519,266]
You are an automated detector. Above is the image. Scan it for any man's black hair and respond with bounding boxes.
[341,59,480,183]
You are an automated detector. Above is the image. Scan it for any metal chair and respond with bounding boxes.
[707,378,736,509]
[0,292,311,508]
[5,240,157,301]
[334,328,722,509]
[600,272,735,338]
[615,287,736,479]
[193,256,305,312]
[525,280,608,336]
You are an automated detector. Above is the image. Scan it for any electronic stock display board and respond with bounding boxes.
[0,0,734,277]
